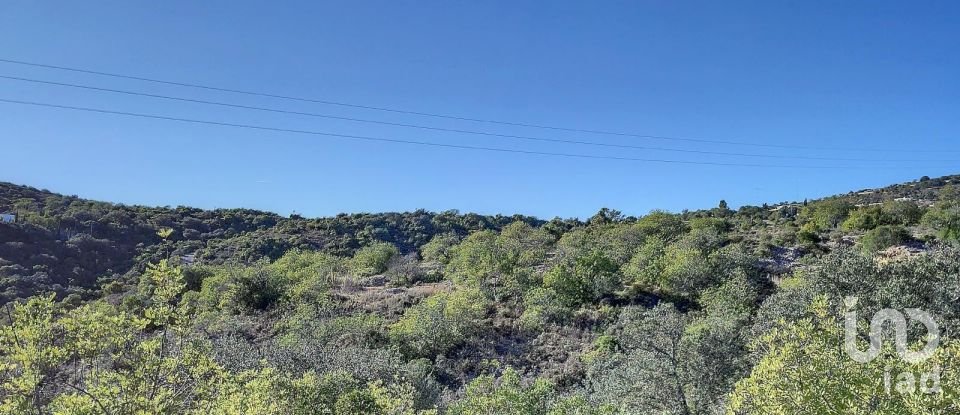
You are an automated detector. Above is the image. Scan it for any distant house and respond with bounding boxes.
[0,213,15,223]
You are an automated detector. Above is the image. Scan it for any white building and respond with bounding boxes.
[0,213,15,223]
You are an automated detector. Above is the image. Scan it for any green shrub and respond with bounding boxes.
[543,250,619,307]
[622,236,667,293]
[389,288,488,358]
[841,206,883,231]
[420,233,461,264]
[350,243,399,277]
[446,223,552,300]
[881,200,923,225]
[634,210,687,242]
[519,288,572,331]
[446,368,555,415]
[859,225,911,252]
[922,204,960,242]
[800,199,853,230]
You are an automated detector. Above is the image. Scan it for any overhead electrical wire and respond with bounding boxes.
[0,97,895,169]
[0,57,947,154]
[0,74,947,164]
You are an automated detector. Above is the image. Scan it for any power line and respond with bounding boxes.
[1,74,948,164]
[0,97,885,169]
[0,57,942,154]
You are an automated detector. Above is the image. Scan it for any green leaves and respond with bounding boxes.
[389,288,488,358]
[447,367,600,415]
[0,295,66,413]
[349,242,399,278]
[543,250,619,307]
[728,296,960,414]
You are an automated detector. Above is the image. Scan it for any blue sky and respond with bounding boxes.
[1,1,958,219]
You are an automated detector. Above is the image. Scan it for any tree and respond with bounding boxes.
[542,250,619,307]
[350,242,399,277]
[587,208,624,226]
[447,368,554,415]
[587,304,695,414]
[728,296,960,414]
[922,189,960,242]
[389,288,488,358]
[0,294,70,413]
[419,233,460,264]
[621,236,667,294]
[859,224,910,252]
[634,210,687,242]
[446,223,552,300]
[881,200,923,226]
[801,199,853,230]
[713,200,732,218]
[841,205,884,231]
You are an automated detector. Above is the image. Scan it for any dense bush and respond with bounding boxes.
[859,224,911,252]
[5,176,960,414]
[389,288,489,358]
[349,242,399,277]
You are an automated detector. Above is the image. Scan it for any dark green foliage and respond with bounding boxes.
[859,224,911,252]
[0,183,543,303]
[543,250,619,306]
[800,198,853,230]
[5,175,960,413]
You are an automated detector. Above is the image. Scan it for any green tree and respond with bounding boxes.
[446,223,552,300]
[587,304,695,414]
[859,224,911,252]
[728,296,960,414]
[881,200,923,226]
[349,242,399,277]
[634,210,687,242]
[542,250,619,307]
[447,368,555,415]
[841,205,884,231]
[922,188,960,242]
[389,288,488,358]
[801,199,853,231]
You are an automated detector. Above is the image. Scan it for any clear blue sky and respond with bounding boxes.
[1,1,958,219]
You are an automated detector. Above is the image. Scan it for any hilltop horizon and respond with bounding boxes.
[4,172,953,220]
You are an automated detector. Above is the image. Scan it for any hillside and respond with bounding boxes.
[0,181,544,303]
[2,174,954,304]
[3,174,960,413]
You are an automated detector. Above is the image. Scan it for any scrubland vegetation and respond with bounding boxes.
[3,175,960,413]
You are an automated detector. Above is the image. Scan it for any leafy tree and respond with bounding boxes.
[349,242,399,277]
[922,188,960,242]
[841,205,885,231]
[859,224,911,252]
[56,262,222,414]
[543,250,619,307]
[446,223,552,300]
[634,210,687,242]
[448,368,605,415]
[389,288,488,358]
[729,296,960,414]
[801,199,853,231]
[881,200,923,226]
[621,236,668,294]
[587,208,624,226]
[419,232,461,264]
[0,294,71,413]
[587,303,695,414]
